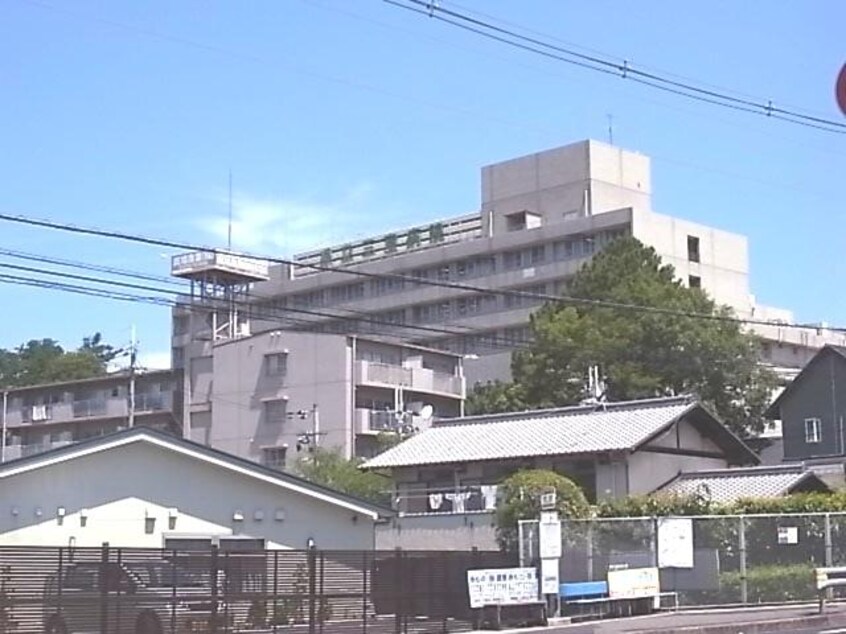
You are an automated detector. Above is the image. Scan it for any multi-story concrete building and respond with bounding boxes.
[183,329,464,467]
[172,139,843,398]
[0,370,181,461]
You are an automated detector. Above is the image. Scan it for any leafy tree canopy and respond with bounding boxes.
[468,237,776,436]
[295,448,391,507]
[495,469,590,553]
[0,333,119,388]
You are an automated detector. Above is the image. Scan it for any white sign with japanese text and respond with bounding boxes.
[467,567,538,608]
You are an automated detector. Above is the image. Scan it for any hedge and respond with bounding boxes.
[690,564,816,605]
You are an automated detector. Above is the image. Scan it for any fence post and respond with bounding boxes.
[362,551,369,634]
[738,516,747,604]
[586,520,594,581]
[210,544,220,634]
[307,546,317,634]
[394,548,403,634]
[170,549,178,634]
[650,516,659,568]
[99,542,110,634]
[272,550,279,634]
[825,513,833,567]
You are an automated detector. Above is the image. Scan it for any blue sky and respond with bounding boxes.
[0,0,843,368]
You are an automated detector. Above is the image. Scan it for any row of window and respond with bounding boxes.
[10,382,172,411]
[276,228,628,311]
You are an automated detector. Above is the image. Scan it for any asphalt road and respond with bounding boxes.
[499,603,846,634]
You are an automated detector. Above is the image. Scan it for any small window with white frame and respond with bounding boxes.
[805,417,821,443]
[265,352,288,378]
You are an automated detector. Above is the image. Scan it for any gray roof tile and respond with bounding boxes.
[363,396,697,469]
[656,465,824,503]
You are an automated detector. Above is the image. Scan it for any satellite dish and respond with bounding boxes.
[420,404,434,419]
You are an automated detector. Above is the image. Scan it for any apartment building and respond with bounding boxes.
[171,138,843,390]
[183,330,464,466]
[0,370,181,461]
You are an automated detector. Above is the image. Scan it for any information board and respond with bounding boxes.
[466,567,538,608]
[607,567,660,600]
[657,517,694,568]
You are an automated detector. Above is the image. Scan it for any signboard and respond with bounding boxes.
[467,568,538,608]
[657,517,694,568]
[607,567,660,600]
[778,526,799,545]
[539,512,562,559]
[540,490,556,510]
[540,558,560,595]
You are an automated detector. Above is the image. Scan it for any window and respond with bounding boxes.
[264,400,287,424]
[265,353,288,378]
[805,418,821,443]
[687,235,700,263]
[688,275,701,289]
[262,446,287,470]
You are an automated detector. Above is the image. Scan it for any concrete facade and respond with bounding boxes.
[0,428,384,550]
[171,139,842,390]
[0,370,181,462]
[184,330,464,467]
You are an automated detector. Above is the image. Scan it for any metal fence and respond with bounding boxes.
[0,545,515,634]
[522,512,846,607]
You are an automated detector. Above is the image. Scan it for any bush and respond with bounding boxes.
[495,469,589,553]
[694,564,816,605]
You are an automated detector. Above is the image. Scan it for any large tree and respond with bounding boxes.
[468,237,776,436]
[0,333,118,387]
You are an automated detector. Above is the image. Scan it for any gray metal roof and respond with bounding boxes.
[363,396,733,469]
[656,465,829,503]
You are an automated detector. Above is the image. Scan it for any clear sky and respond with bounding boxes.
[0,0,843,368]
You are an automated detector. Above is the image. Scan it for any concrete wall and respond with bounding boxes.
[206,331,353,466]
[376,513,498,551]
[0,441,375,550]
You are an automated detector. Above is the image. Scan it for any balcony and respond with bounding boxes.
[355,409,399,435]
[72,398,109,418]
[356,361,464,397]
[394,485,499,516]
[135,392,173,413]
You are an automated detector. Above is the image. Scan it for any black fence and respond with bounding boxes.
[0,545,515,634]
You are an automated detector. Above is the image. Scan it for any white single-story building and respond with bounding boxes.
[0,427,388,549]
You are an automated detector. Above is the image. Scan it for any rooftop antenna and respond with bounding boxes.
[227,169,233,250]
[607,114,614,145]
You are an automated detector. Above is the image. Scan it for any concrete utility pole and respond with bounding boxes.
[1,389,7,463]
[128,325,137,428]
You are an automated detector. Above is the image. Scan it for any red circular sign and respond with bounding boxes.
[837,63,846,116]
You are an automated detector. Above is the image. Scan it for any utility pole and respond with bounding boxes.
[128,326,137,428]
[1,389,7,463]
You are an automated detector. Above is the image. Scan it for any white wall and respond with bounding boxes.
[0,440,376,550]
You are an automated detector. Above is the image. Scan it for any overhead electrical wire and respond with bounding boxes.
[0,260,533,352]
[385,0,846,135]
[0,211,839,335]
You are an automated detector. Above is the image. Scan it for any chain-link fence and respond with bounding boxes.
[520,512,846,608]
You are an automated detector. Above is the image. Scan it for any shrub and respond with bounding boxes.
[495,469,589,553]
[693,564,816,605]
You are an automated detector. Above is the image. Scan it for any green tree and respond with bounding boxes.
[0,333,116,387]
[495,469,589,553]
[295,448,391,506]
[465,380,527,416]
[472,237,776,436]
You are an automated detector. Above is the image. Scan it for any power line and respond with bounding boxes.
[0,260,532,352]
[386,0,846,135]
[0,211,839,335]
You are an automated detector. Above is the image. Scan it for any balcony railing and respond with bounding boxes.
[356,361,464,397]
[394,485,499,516]
[72,399,108,418]
[135,392,172,412]
[355,408,399,435]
